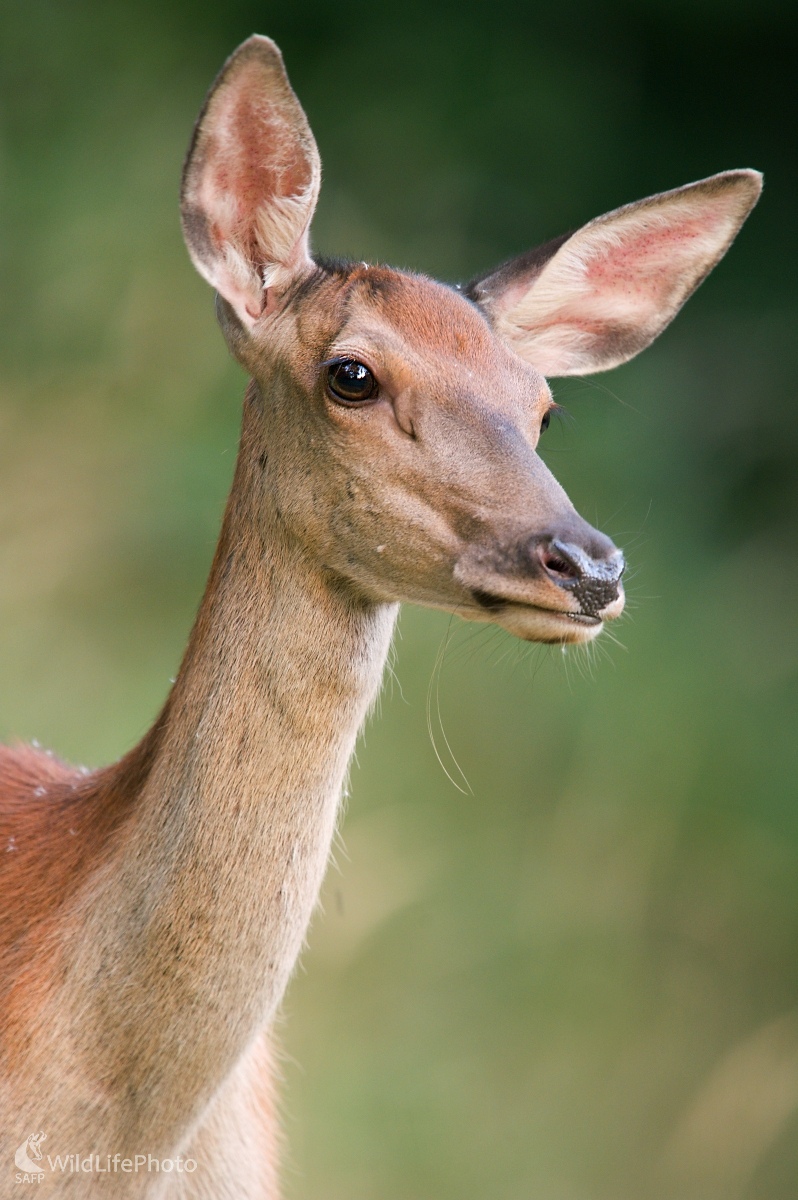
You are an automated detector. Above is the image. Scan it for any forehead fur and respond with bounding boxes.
[302,259,499,361]
[344,266,497,358]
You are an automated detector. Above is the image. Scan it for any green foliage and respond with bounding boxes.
[1,2,796,1196]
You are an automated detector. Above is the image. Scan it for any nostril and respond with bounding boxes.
[539,548,579,581]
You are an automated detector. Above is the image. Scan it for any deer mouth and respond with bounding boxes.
[471,590,601,625]
[560,611,603,626]
[467,591,607,644]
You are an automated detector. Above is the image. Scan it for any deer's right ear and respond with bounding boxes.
[180,36,321,331]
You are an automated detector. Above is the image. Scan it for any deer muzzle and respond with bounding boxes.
[454,518,626,643]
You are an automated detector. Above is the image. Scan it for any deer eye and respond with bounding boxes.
[326,359,379,404]
[540,411,551,433]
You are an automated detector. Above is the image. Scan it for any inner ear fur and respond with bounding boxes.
[467,170,762,377]
[181,35,321,329]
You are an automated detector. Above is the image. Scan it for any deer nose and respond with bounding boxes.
[536,536,625,618]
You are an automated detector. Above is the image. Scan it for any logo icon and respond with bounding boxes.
[14,1134,46,1176]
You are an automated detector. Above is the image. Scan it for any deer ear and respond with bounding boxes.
[180,35,321,330]
[466,170,762,377]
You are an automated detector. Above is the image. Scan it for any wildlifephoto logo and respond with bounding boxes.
[13,1132,197,1184]
[14,1134,46,1179]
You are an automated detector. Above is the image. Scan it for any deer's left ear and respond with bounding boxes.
[466,170,762,377]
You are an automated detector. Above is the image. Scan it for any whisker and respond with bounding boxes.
[426,613,473,795]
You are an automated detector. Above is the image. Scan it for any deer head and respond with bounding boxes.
[181,36,761,645]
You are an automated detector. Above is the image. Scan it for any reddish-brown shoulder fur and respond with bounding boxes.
[0,726,164,1030]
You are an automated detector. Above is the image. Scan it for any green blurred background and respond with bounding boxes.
[1,1,797,1196]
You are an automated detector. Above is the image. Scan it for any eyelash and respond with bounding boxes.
[541,403,566,431]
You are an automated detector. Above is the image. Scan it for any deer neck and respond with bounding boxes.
[73,383,397,1143]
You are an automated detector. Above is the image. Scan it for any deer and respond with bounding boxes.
[0,33,760,1198]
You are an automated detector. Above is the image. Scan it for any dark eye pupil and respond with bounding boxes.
[540,411,551,433]
[327,359,377,403]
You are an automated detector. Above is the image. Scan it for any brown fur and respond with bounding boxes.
[0,735,164,1064]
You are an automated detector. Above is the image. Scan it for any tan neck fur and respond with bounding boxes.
[6,383,397,1158]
